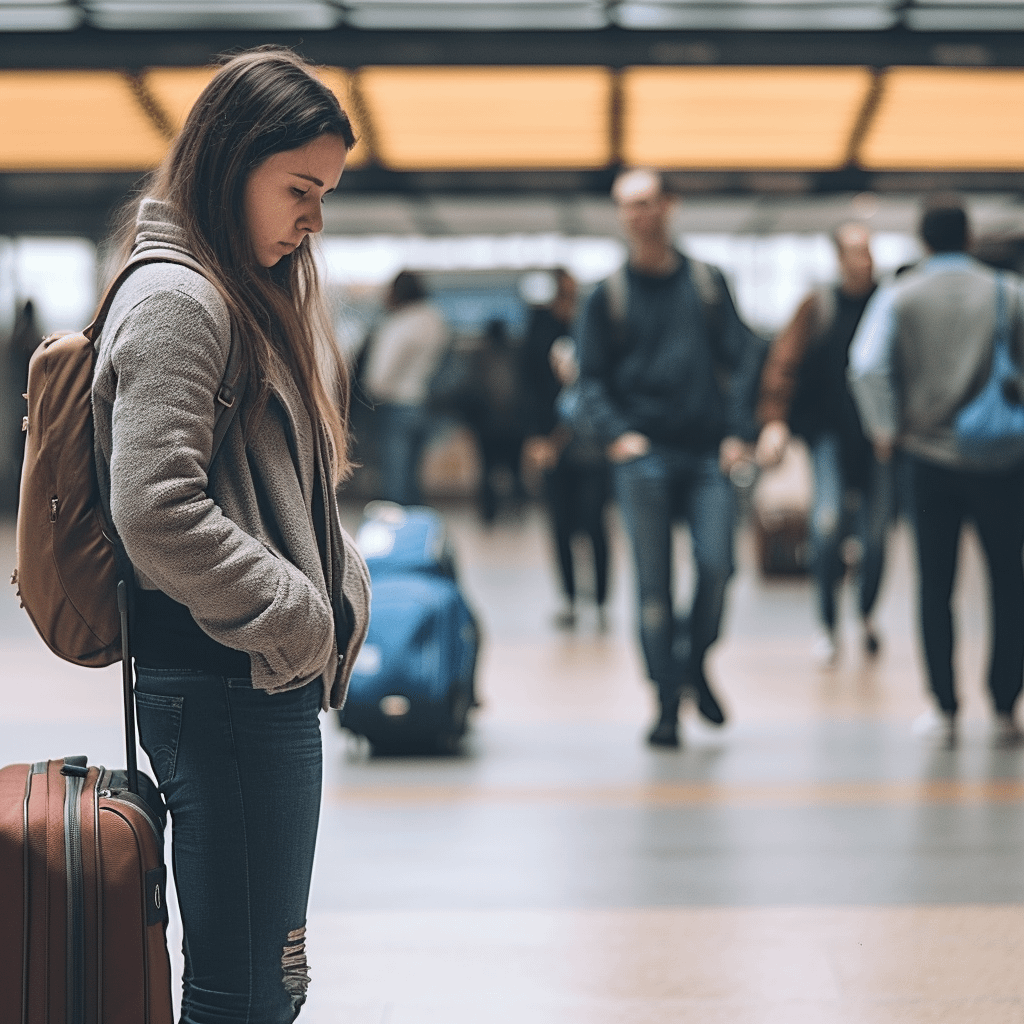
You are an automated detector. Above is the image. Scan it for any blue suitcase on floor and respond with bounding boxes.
[339,502,479,753]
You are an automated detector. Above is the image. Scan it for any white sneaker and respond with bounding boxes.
[811,628,838,668]
[912,708,957,746]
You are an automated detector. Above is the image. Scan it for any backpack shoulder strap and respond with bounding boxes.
[809,284,838,343]
[688,258,722,313]
[686,257,728,358]
[85,247,206,340]
[603,263,629,348]
[89,247,246,460]
[604,263,628,328]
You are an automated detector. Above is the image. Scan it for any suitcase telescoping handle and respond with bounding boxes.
[116,580,140,796]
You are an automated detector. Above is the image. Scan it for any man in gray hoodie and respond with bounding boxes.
[848,198,1024,746]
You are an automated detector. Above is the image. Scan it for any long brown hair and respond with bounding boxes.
[120,47,357,478]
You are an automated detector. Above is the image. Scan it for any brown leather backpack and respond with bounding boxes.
[11,249,242,667]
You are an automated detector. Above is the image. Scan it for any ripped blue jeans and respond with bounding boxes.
[134,667,323,1024]
[613,448,735,704]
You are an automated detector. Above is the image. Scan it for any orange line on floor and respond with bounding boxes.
[327,778,1024,808]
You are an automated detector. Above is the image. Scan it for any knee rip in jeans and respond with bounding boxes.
[641,598,669,632]
[282,926,310,1010]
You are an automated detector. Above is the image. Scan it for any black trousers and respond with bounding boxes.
[910,456,1024,715]
[544,457,610,607]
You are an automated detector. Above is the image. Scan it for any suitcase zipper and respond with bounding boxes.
[62,765,88,1024]
[98,786,164,844]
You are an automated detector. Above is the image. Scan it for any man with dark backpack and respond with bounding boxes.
[574,167,761,748]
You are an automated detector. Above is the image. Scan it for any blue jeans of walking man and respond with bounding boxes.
[614,448,735,725]
[809,432,893,655]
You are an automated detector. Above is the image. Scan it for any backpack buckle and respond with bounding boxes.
[216,385,235,409]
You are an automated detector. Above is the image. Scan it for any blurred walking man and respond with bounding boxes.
[849,198,1024,746]
[574,168,760,748]
[755,223,893,666]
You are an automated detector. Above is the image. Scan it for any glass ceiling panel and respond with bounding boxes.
[0,2,81,30]
[621,67,872,170]
[87,1,340,30]
[0,71,168,170]
[859,68,1024,170]
[345,0,606,30]
[617,1,898,31]
[905,4,1024,30]
[357,67,612,170]
[0,0,1011,31]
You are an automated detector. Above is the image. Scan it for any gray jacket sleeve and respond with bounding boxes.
[106,288,335,684]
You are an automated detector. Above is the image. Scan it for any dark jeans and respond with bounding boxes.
[810,432,893,631]
[375,402,431,506]
[134,667,323,1024]
[909,457,1024,715]
[614,448,735,703]
[544,457,610,606]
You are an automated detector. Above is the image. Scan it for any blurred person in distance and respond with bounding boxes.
[362,269,449,506]
[521,269,610,630]
[573,168,762,748]
[849,197,1024,748]
[754,223,894,668]
[461,317,528,525]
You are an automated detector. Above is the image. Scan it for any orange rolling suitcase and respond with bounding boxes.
[0,584,173,1024]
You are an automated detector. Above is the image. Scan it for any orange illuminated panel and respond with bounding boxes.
[143,65,367,167]
[358,66,612,169]
[859,68,1024,170]
[622,67,873,170]
[316,67,368,168]
[144,66,217,131]
[0,71,168,170]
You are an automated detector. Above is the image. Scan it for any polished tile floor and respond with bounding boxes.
[2,503,1023,1023]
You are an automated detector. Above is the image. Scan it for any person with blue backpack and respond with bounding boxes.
[91,48,370,1023]
[849,197,1024,747]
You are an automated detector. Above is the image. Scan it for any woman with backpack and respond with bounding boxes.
[91,48,370,1023]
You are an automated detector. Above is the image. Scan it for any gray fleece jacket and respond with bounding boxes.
[92,198,370,709]
[849,253,1024,471]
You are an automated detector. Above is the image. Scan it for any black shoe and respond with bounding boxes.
[552,606,577,630]
[691,668,726,727]
[647,718,680,748]
[863,626,881,657]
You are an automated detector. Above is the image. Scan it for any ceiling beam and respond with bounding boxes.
[0,27,1022,71]
[4,167,1024,239]
[843,67,887,168]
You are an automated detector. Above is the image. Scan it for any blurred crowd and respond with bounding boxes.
[346,177,1024,750]
[4,174,1024,751]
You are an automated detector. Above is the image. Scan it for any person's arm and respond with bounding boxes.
[1009,274,1024,400]
[575,282,641,458]
[706,268,761,471]
[519,309,559,439]
[107,287,335,685]
[757,294,819,426]
[848,284,900,461]
[753,293,819,466]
